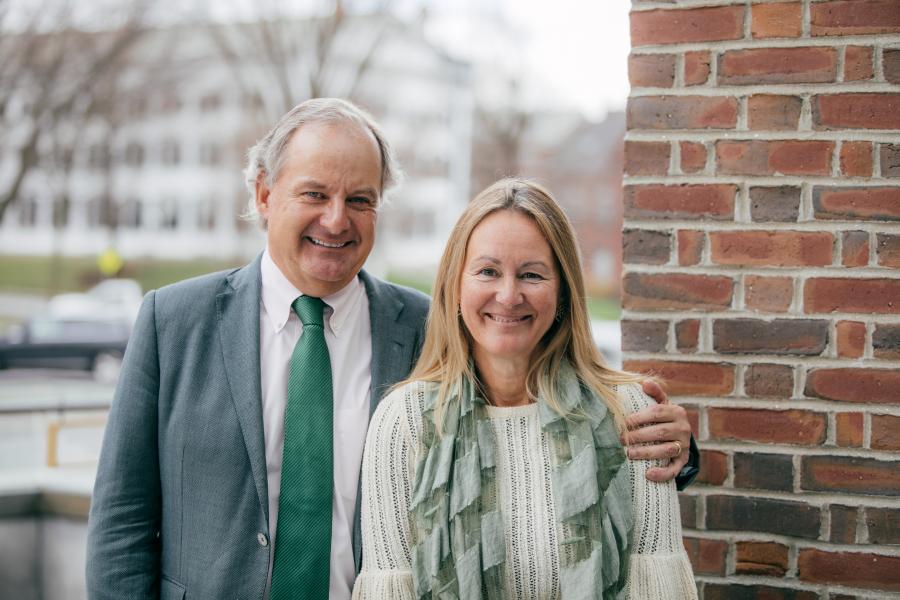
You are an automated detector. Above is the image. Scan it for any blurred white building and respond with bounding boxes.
[0,14,473,276]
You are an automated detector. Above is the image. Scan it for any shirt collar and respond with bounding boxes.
[260,247,364,337]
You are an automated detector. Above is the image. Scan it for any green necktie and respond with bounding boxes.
[271,295,333,600]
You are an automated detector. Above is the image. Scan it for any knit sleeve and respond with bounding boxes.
[351,383,420,600]
[618,384,699,600]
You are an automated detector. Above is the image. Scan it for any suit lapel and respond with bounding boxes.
[216,255,269,518]
[360,270,418,416]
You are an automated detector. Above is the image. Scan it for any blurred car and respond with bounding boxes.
[0,316,130,383]
[48,279,143,328]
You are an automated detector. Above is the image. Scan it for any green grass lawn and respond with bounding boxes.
[0,255,244,295]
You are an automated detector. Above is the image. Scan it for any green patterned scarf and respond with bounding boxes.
[409,363,633,599]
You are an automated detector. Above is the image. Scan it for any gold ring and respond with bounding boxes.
[672,440,683,458]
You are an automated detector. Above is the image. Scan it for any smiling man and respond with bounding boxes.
[85,98,696,600]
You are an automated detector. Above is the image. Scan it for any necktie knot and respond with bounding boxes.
[292,295,325,328]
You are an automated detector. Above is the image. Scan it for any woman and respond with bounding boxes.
[352,179,697,599]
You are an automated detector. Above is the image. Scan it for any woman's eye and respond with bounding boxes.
[521,272,545,281]
[478,268,498,277]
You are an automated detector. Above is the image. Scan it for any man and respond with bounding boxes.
[86,98,697,599]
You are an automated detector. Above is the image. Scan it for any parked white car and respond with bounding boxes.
[47,279,143,329]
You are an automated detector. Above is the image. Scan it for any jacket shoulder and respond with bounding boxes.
[151,266,245,322]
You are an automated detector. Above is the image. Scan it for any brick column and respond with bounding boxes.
[623,1,900,597]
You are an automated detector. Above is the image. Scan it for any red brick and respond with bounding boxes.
[885,48,900,84]
[734,452,793,491]
[752,2,802,38]
[683,537,727,576]
[706,494,821,539]
[873,323,900,360]
[811,0,900,36]
[877,233,900,267]
[684,406,700,439]
[696,450,727,485]
[836,320,866,359]
[871,414,900,451]
[677,230,704,266]
[804,278,900,314]
[750,186,801,222]
[714,318,828,356]
[631,6,744,47]
[623,273,733,311]
[841,230,869,267]
[814,187,900,221]
[805,368,900,404]
[747,95,802,131]
[839,141,873,177]
[628,53,675,88]
[814,94,900,130]
[717,140,834,176]
[621,319,668,353]
[710,231,833,267]
[881,143,900,178]
[624,141,669,176]
[624,184,736,220]
[830,504,858,544]
[679,492,697,529]
[844,46,874,81]
[623,360,735,396]
[623,229,671,265]
[709,407,826,445]
[679,142,706,173]
[684,51,710,86]
[675,319,700,352]
[866,507,900,544]
[799,548,900,590]
[802,455,900,495]
[736,541,789,576]
[705,584,817,600]
[835,412,864,447]
[745,275,793,312]
[628,96,738,130]
[719,47,838,85]
[745,363,793,398]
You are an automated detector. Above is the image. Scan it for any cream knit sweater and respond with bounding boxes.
[351,381,698,600]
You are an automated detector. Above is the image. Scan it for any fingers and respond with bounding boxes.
[645,455,689,483]
[642,379,668,405]
[625,437,689,461]
[625,402,689,431]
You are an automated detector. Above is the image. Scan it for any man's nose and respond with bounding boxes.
[320,198,350,233]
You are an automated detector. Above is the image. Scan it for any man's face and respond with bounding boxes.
[256,120,382,297]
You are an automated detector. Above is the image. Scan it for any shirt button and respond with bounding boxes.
[257,533,269,547]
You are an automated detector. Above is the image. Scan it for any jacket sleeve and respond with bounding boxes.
[86,291,162,599]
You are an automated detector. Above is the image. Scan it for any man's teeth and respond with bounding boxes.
[310,238,348,248]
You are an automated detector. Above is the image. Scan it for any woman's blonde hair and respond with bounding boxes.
[402,178,643,432]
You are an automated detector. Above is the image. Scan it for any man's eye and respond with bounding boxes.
[349,196,375,206]
[304,191,325,200]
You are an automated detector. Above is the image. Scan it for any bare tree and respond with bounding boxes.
[0,0,151,222]
[207,0,399,120]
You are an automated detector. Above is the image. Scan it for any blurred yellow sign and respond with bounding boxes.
[98,248,124,276]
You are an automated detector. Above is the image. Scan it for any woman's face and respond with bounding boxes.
[459,210,560,366]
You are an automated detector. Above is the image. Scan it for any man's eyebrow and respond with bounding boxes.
[351,187,379,198]
[289,178,327,191]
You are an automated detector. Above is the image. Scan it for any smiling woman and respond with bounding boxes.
[352,179,697,600]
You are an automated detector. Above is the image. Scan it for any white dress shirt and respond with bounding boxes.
[259,249,372,600]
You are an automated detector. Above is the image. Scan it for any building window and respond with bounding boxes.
[160,198,178,230]
[161,139,180,166]
[124,142,144,167]
[18,197,38,227]
[199,93,221,112]
[199,199,216,230]
[128,96,147,118]
[199,142,222,166]
[119,198,142,229]
[89,144,111,169]
[242,93,263,111]
[160,92,181,112]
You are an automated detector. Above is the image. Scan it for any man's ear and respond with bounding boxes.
[255,172,271,220]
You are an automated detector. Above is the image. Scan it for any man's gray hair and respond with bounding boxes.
[243,97,402,221]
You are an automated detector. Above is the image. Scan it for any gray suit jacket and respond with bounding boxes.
[85,256,430,599]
